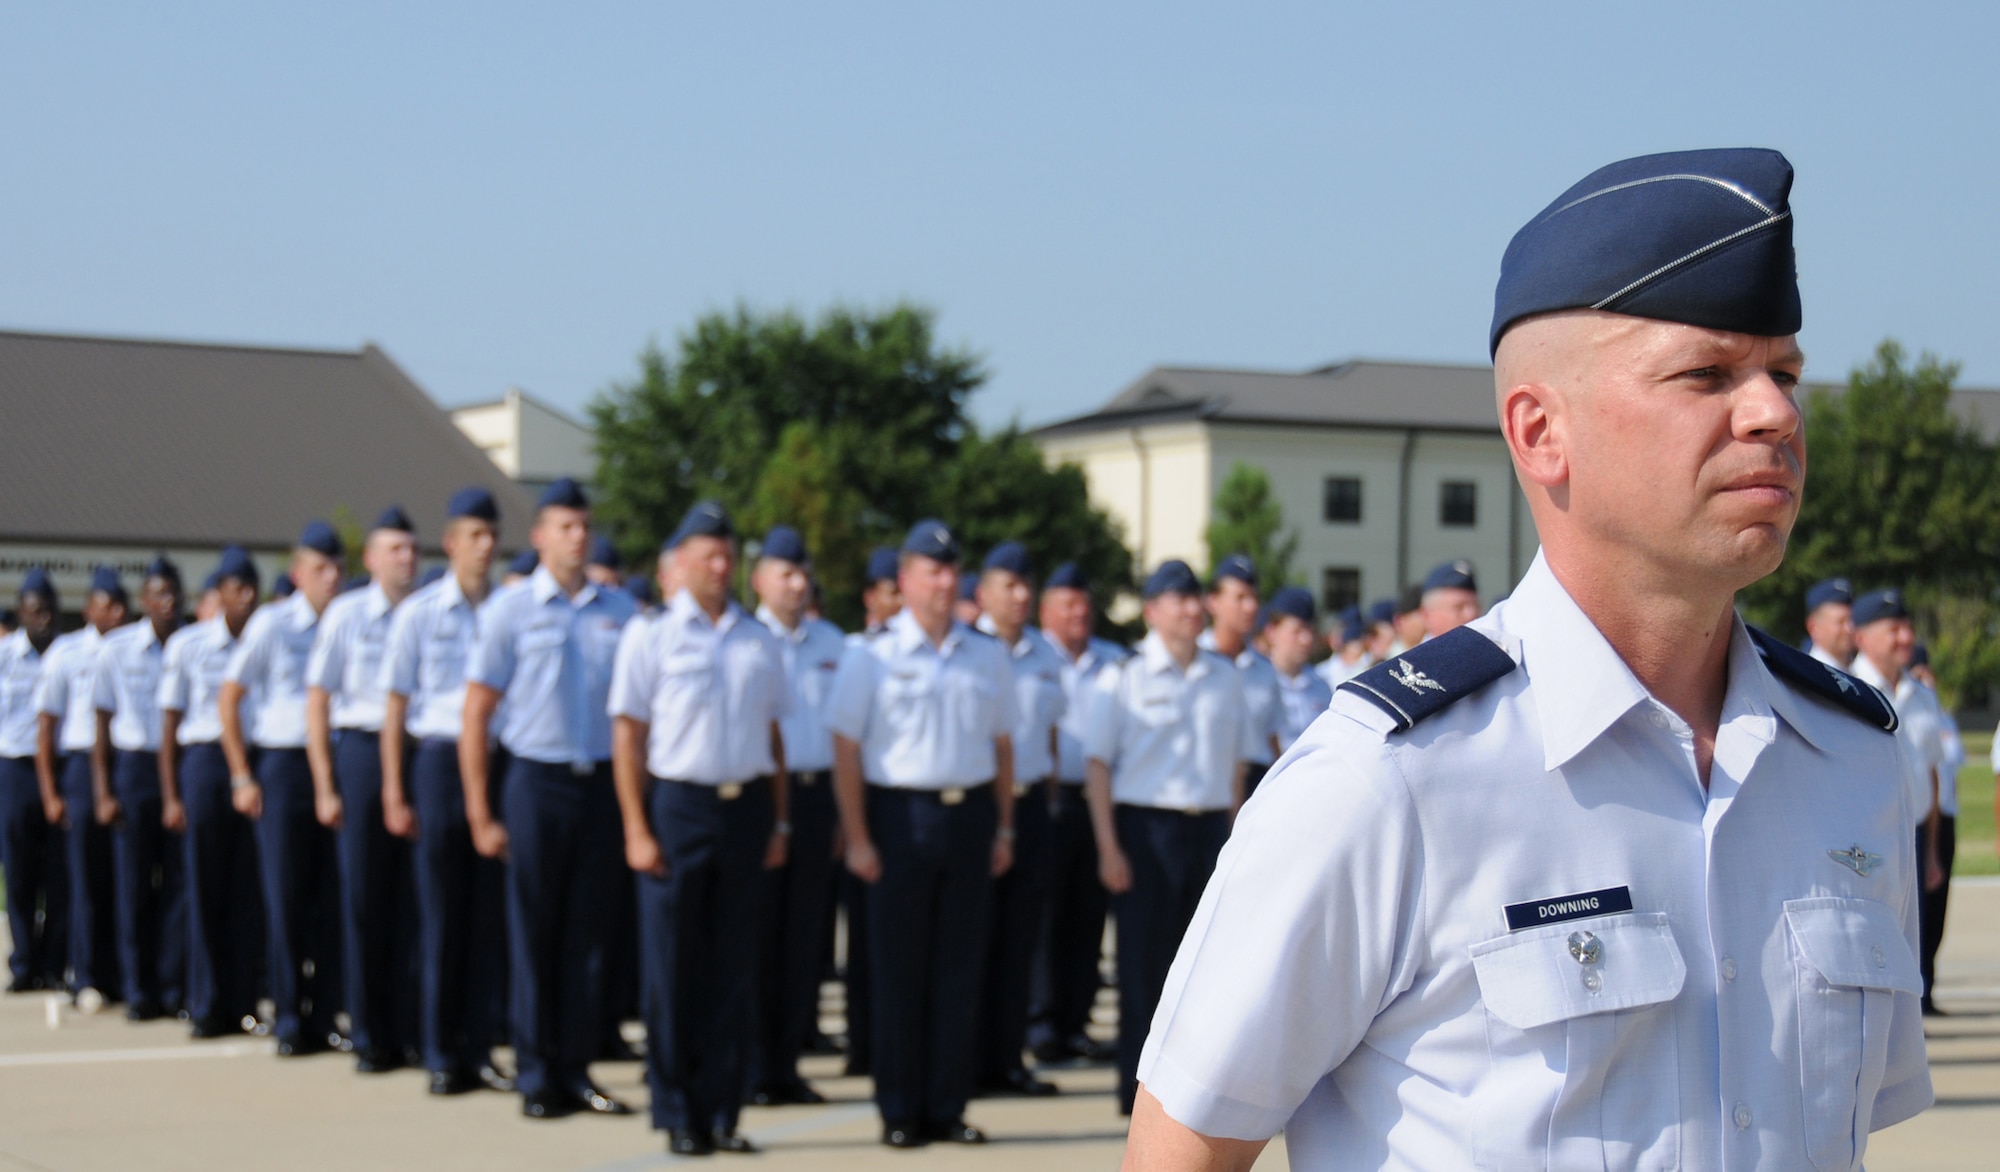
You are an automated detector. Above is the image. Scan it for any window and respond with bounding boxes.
[1321,567,1361,614]
[1323,476,1362,523]
[1440,480,1477,527]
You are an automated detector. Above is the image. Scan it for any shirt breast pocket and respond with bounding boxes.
[1785,897,1921,1172]
[1469,912,1686,1172]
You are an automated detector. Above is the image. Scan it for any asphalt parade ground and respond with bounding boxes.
[0,882,1995,1170]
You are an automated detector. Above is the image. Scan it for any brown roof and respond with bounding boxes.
[0,330,540,551]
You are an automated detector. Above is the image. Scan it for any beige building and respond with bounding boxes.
[450,386,597,495]
[1032,360,1539,615]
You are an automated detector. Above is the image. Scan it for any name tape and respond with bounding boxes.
[1504,885,1634,932]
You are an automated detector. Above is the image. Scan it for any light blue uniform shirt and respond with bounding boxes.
[756,605,846,774]
[93,621,174,753]
[467,566,636,768]
[33,626,105,753]
[305,582,400,732]
[225,592,325,749]
[0,631,48,758]
[1198,631,1282,766]
[608,592,790,785]
[380,574,485,743]
[1273,664,1333,752]
[158,618,247,746]
[978,617,1066,784]
[1042,630,1127,784]
[1085,633,1256,812]
[822,609,1019,789]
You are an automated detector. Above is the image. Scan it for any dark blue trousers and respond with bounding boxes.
[412,740,509,1075]
[111,751,186,1011]
[749,770,836,1092]
[640,777,772,1132]
[334,730,418,1058]
[865,784,996,1127]
[181,743,262,1030]
[1110,805,1228,1114]
[1027,783,1107,1051]
[0,755,66,987]
[840,870,872,1069]
[254,747,343,1046]
[504,757,620,1098]
[977,780,1055,1081]
[62,752,121,998]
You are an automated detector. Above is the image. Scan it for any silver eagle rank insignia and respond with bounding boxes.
[1389,659,1446,695]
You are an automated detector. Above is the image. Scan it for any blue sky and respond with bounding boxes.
[4,3,1995,428]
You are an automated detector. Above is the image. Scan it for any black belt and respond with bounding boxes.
[659,776,768,801]
[1115,801,1230,818]
[868,781,993,806]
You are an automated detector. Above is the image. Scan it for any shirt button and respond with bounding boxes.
[1648,709,1668,728]
[1720,958,1737,982]
[1582,970,1603,993]
[1873,944,1887,969]
[1734,1103,1753,1131]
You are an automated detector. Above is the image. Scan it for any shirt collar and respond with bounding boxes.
[975,614,1035,657]
[669,589,740,634]
[360,581,393,621]
[530,564,600,609]
[1140,631,1209,680]
[890,608,962,656]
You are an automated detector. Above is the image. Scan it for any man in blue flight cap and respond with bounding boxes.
[1417,559,1481,639]
[1,568,68,991]
[1131,149,1932,1169]
[1263,586,1332,754]
[858,546,902,639]
[463,477,640,1119]
[220,521,349,1056]
[1803,577,1856,668]
[502,549,539,587]
[380,488,512,1094]
[1198,556,1282,798]
[1316,604,1372,688]
[587,535,624,589]
[160,546,264,1037]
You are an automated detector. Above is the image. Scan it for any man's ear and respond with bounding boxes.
[1501,381,1567,492]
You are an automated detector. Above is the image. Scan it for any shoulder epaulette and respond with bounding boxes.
[1746,626,1897,733]
[1336,626,1517,733]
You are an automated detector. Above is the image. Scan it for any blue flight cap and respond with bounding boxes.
[1210,554,1257,591]
[958,574,980,602]
[589,534,623,570]
[1909,642,1929,669]
[1423,560,1478,594]
[1492,148,1801,355]
[372,505,414,534]
[901,519,960,564]
[447,487,499,522]
[90,565,128,604]
[1805,577,1854,613]
[272,575,296,600]
[507,549,540,577]
[665,500,734,551]
[537,477,589,511]
[297,520,344,559]
[865,546,900,586]
[1340,604,1367,644]
[418,566,445,588]
[1143,560,1202,600]
[201,571,222,592]
[761,526,809,566]
[144,555,182,587]
[1851,589,1910,627]
[1365,598,1397,627]
[1267,585,1316,625]
[624,574,657,606]
[19,566,57,608]
[214,546,259,590]
[1045,562,1088,591]
[983,541,1032,578]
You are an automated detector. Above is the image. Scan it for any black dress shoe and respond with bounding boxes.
[984,1068,1059,1097]
[125,1001,163,1022]
[598,1034,644,1062]
[1066,1032,1113,1063]
[711,1130,758,1154]
[929,1118,988,1144]
[882,1122,928,1148]
[190,1018,236,1039]
[276,1035,326,1058]
[521,1089,577,1119]
[779,1080,825,1104]
[567,1083,635,1115]
[668,1127,714,1155]
[355,1049,404,1074]
[429,1070,475,1096]
[477,1062,516,1093]
[5,975,35,994]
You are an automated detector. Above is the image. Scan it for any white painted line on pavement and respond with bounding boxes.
[0,1040,274,1068]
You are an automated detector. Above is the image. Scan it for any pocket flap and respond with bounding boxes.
[1470,912,1686,1030]
[1784,897,1921,994]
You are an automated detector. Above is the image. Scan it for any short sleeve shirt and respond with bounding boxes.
[93,620,174,753]
[225,593,325,749]
[1851,657,1948,822]
[977,618,1067,783]
[1084,633,1254,811]
[606,592,790,785]
[821,609,1018,788]
[379,575,485,743]
[305,582,400,732]
[158,618,247,746]
[32,627,105,753]
[1043,631,1127,784]
[466,566,636,767]
[756,606,847,774]
[1199,632,1282,765]
[1273,664,1333,751]
[0,631,48,758]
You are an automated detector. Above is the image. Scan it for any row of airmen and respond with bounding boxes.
[0,477,1488,1156]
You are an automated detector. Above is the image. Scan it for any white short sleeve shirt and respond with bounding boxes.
[757,606,847,774]
[224,593,325,749]
[32,627,105,753]
[822,610,1018,788]
[93,620,173,753]
[606,593,790,785]
[978,618,1067,784]
[305,583,400,732]
[1084,633,1252,812]
[158,618,247,746]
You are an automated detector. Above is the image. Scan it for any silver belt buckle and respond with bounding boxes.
[570,761,593,777]
[939,787,966,806]
[795,773,816,787]
[718,782,744,801]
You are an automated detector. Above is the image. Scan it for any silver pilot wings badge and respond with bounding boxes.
[1828,844,1883,877]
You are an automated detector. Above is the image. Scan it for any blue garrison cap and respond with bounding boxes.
[665,500,734,551]
[19,567,56,607]
[537,477,589,511]
[1045,562,1088,591]
[958,574,980,602]
[201,571,221,592]
[1211,554,1257,591]
[297,520,345,559]
[1492,148,1801,355]
[624,574,657,607]
[507,550,540,577]
[983,541,1033,578]
[447,487,498,522]
[1365,598,1397,627]
[272,575,296,600]
[1267,585,1316,625]
[373,505,414,534]
[214,545,259,589]
[144,555,181,587]
[90,565,128,604]
[901,519,960,564]
[1143,560,1202,600]
[1422,560,1478,594]
[761,526,808,565]
[1339,604,1366,644]
[588,535,622,570]
[1852,589,1910,627]
[418,566,445,588]
[1805,577,1854,613]
[866,546,900,585]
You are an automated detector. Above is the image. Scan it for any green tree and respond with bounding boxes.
[1204,462,1299,596]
